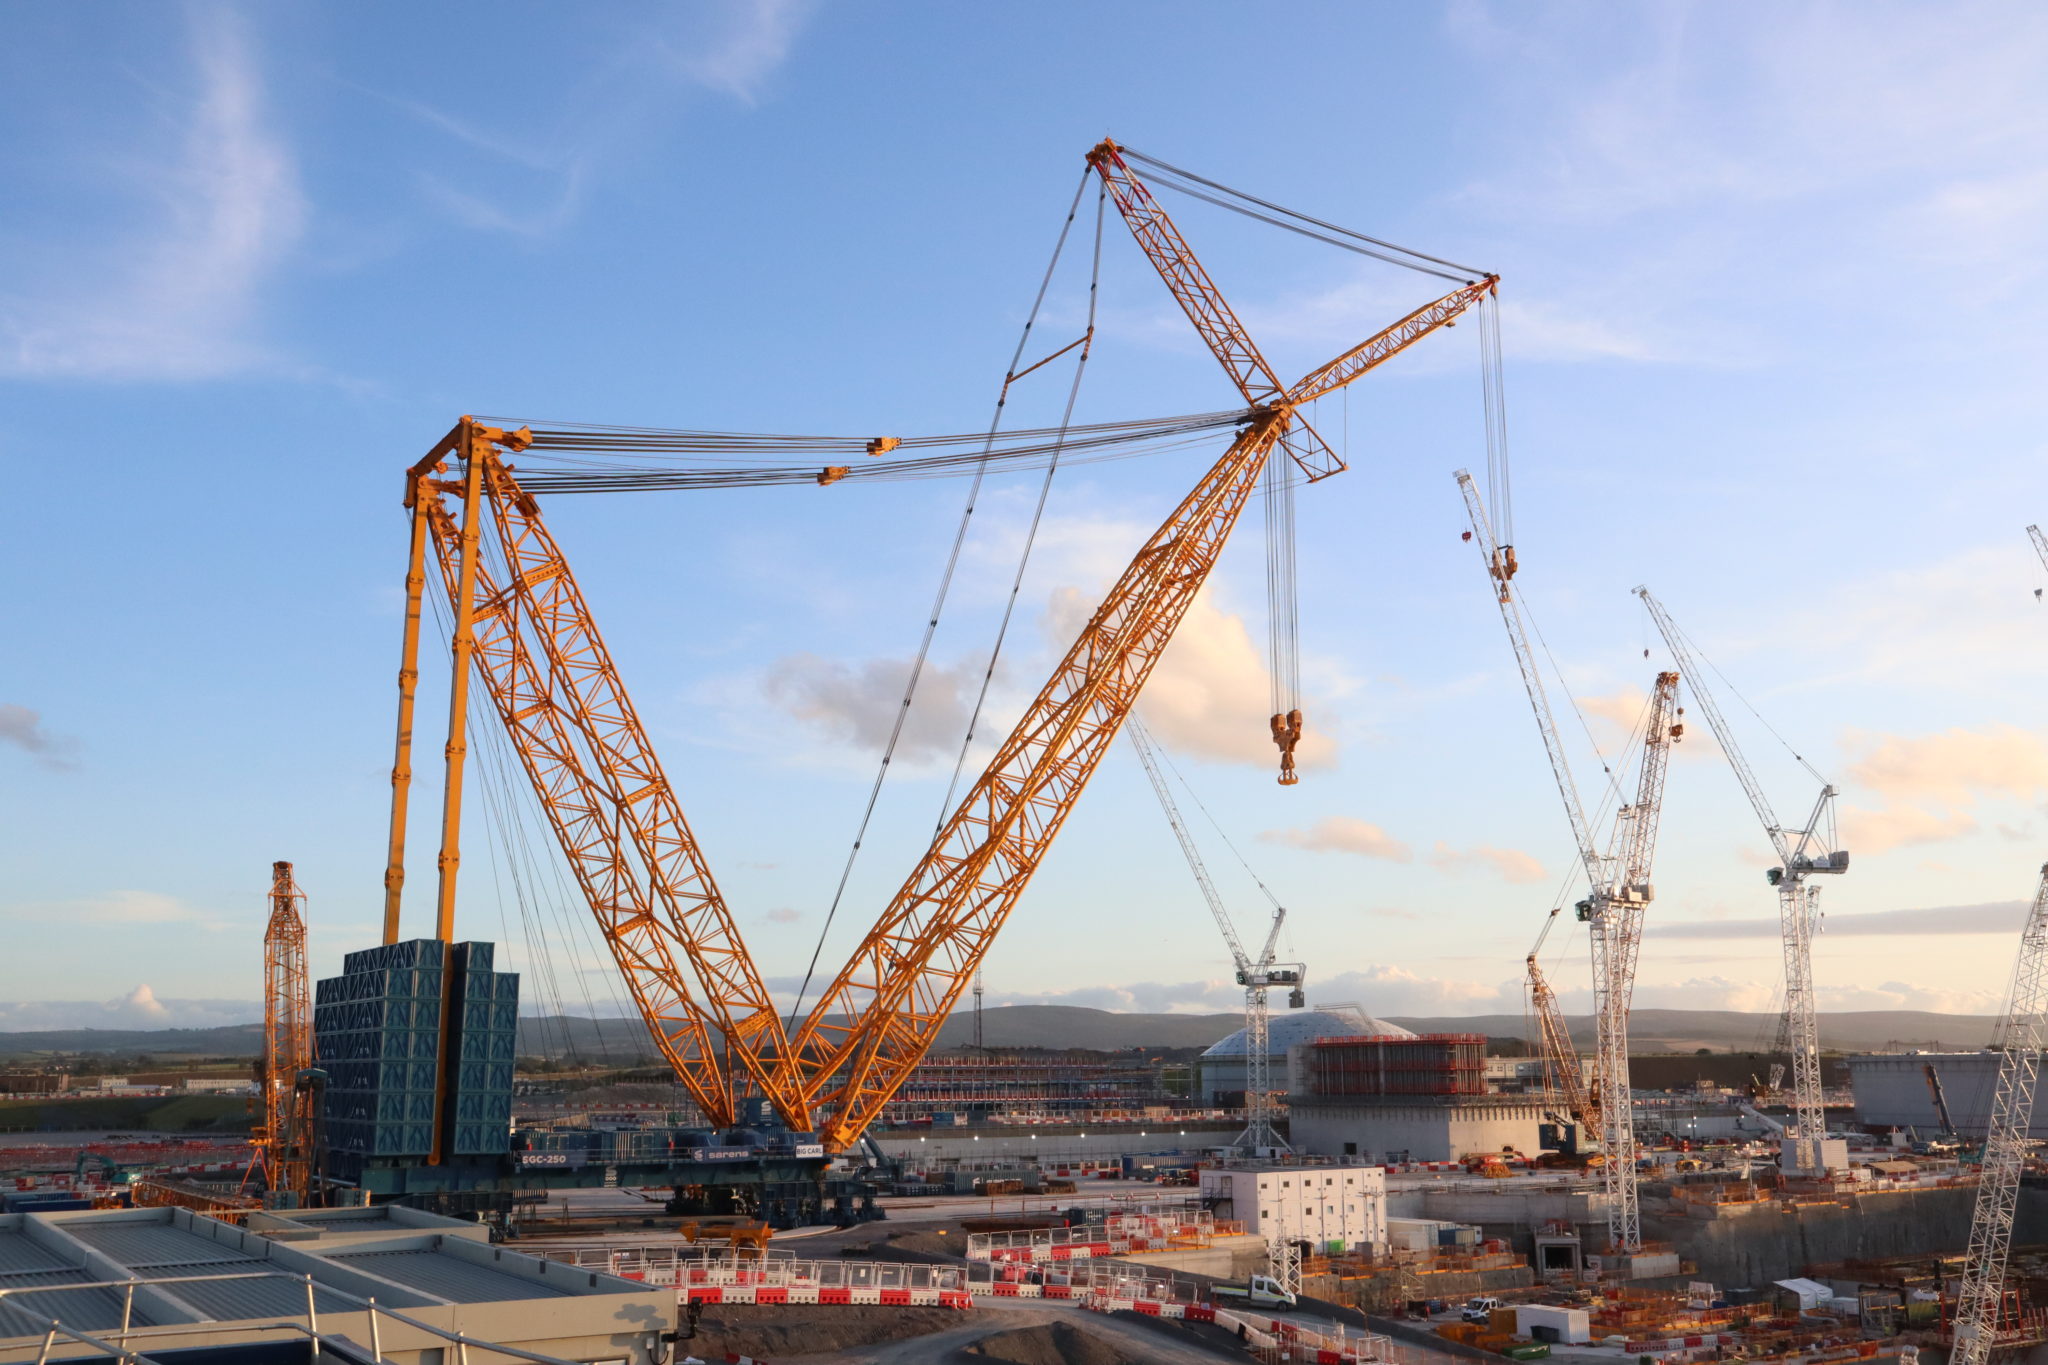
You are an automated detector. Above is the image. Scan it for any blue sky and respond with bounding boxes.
[4,1,2048,1034]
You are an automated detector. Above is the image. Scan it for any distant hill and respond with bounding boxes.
[0,1004,1999,1064]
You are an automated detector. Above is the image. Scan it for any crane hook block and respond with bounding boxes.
[1270,708,1303,786]
[816,466,850,486]
[866,437,901,458]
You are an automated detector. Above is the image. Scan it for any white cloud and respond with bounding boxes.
[1051,584,1338,772]
[0,989,258,1031]
[761,649,984,768]
[1,7,303,379]
[1259,817,1412,863]
[1428,841,1547,885]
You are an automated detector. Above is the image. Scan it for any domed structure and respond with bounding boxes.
[1197,1005,1412,1102]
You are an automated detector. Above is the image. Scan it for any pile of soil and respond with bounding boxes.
[853,1227,969,1262]
[952,1320,1146,1365]
[689,1304,965,1359]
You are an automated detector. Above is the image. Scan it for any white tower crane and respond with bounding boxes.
[1952,864,2048,1365]
[1457,469,1681,1256]
[1636,588,1848,1175]
[2028,524,2048,575]
[1127,715,1304,1153]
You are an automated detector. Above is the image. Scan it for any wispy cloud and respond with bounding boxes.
[1654,898,2027,940]
[1428,841,1547,885]
[12,891,230,933]
[1260,816,1412,863]
[0,6,303,380]
[656,0,816,103]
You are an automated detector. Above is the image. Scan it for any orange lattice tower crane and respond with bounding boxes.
[383,138,1496,1152]
[259,861,315,1203]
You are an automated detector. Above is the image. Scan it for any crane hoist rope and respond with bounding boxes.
[386,138,1492,1150]
[786,167,1099,1036]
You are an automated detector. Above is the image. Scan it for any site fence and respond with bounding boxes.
[965,1209,1242,1262]
[534,1243,973,1308]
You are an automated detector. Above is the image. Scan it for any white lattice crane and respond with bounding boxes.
[1127,715,1303,1153]
[1458,470,1682,1255]
[1636,588,1848,1174]
[1952,864,2048,1365]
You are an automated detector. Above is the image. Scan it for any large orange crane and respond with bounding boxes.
[385,140,1496,1151]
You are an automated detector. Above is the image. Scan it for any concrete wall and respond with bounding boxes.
[1290,1099,1548,1163]
[1648,1184,1992,1287]
[871,1123,1237,1164]
[1848,1053,2017,1138]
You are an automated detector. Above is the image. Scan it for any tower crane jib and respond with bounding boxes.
[1636,587,1846,1174]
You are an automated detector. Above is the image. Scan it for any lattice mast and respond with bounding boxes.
[1585,671,1680,1255]
[1953,865,2048,1365]
[1126,716,1300,1152]
[261,861,314,1203]
[1637,588,1846,1171]
[1459,471,1679,1254]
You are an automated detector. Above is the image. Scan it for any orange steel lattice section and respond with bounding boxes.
[391,140,1493,1151]
[260,861,314,1202]
[414,451,794,1127]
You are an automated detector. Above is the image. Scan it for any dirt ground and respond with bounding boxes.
[683,1304,968,1360]
[678,1302,1250,1365]
[951,1319,1148,1365]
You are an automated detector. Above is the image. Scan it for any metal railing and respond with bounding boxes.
[0,1270,590,1365]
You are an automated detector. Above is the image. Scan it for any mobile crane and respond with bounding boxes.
[384,140,1496,1154]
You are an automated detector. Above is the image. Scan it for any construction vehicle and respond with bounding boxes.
[379,135,1495,1196]
[1638,588,1848,1175]
[1924,1062,1959,1140]
[1951,864,2048,1365]
[1461,471,1679,1256]
[1126,714,1303,1153]
[1213,1272,1299,1310]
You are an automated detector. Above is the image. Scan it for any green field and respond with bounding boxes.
[0,1094,252,1134]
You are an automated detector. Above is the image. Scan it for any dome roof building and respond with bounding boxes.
[1196,1006,1410,1103]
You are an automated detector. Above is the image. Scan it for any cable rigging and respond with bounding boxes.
[786,168,1097,1037]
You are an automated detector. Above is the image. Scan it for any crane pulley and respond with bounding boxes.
[383,141,1490,1153]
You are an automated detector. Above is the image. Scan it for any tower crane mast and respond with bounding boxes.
[1126,716,1302,1152]
[1951,864,2048,1365]
[1458,470,1680,1255]
[1636,588,1847,1173]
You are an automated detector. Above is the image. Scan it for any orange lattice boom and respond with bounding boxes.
[382,139,1494,1150]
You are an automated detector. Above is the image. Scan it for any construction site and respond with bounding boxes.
[5,67,2047,1365]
